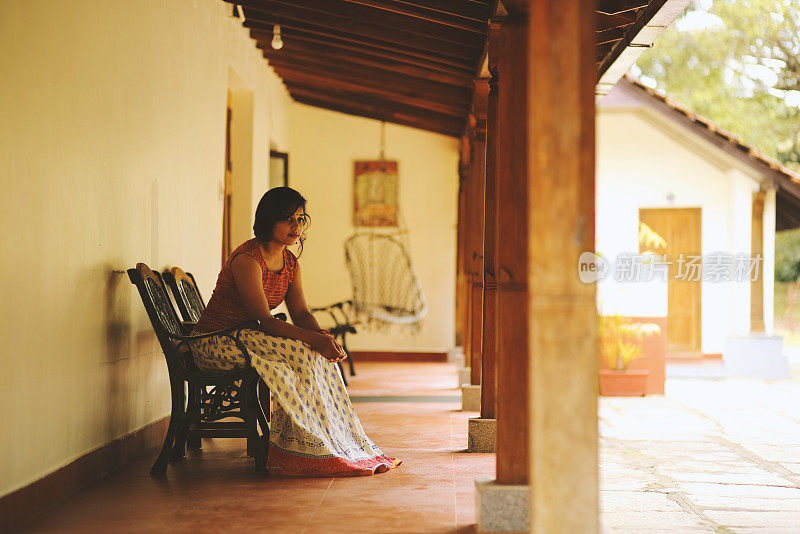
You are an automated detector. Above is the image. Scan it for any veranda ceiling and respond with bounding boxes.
[226,0,688,137]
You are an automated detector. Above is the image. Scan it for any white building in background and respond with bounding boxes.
[597,77,800,356]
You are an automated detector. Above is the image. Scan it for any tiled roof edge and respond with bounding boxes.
[622,74,800,186]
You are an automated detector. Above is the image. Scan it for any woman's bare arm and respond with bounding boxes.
[284,263,324,332]
[230,253,344,360]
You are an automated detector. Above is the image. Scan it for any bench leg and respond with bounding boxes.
[256,379,270,435]
[170,383,188,461]
[170,416,189,461]
[186,385,202,450]
[151,375,184,476]
[243,377,267,471]
[341,334,356,377]
[337,361,349,386]
[346,348,356,377]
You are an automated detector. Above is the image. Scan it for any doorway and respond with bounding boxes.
[222,69,255,266]
[269,150,288,189]
[222,92,233,265]
[639,207,702,353]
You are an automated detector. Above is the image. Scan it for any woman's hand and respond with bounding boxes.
[312,333,347,362]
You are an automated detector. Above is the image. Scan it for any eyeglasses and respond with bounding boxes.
[284,215,308,227]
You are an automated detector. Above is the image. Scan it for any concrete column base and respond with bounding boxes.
[467,418,496,452]
[475,477,529,532]
[461,384,481,411]
[458,366,472,386]
[723,334,788,379]
[448,346,466,368]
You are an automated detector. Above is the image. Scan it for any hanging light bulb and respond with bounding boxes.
[271,24,283,50]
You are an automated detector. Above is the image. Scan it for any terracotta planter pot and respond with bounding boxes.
[598,369,650,397]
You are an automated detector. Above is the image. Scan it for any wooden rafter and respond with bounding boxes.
[258,41,474,86]
[254,30,475,76]
[287,82,464,123]
[597,0,649,15]
[272,65,469,116]
[246,23,474,68]
[238,0,485,44]
[597,0,690,95]
[291,93,464,136]
[596,10,640,30]
[338,0,489,32]
[242,9,480,62]
[225,0,687,137]
[266,55,470,99]
[368,0,496,22]
[596,26,629,44]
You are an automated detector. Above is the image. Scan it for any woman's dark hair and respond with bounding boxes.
[253,187,309,255]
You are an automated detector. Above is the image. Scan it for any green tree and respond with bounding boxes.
[633,0,800,171]
[775,228,800,281]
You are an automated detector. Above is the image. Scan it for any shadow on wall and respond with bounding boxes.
[103,267,134,438]
[105,269,132,360]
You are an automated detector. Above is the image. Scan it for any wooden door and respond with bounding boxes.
[222,93,233,265]
[639,208,702,352]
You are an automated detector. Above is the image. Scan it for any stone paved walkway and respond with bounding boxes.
[600,361,800,533]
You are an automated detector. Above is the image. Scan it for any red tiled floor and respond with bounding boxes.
[17,363,495,533]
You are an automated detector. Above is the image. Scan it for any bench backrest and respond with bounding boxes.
[163,267,205,323]
[128,263,183,354]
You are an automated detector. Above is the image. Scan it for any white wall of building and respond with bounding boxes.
[0,0,289,497]
[289,104,459,352]
[596,107,772,353]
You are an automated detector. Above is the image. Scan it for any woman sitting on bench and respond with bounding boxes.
[191,187,399,477]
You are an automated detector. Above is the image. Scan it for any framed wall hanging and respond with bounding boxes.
[353,160,398,227]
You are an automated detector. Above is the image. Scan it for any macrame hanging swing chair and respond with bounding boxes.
[344,123,427,331]
[345,232,427,329]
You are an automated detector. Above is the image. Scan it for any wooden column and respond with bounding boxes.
[751,189,766,333]
[495,5,530,486]
[458,136,473,359]
[469,80,490,386]
[481,24,502,420]
[455,160,467,347]
[528,0,598,532]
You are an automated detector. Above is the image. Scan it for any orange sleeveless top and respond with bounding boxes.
[195,239,298,332]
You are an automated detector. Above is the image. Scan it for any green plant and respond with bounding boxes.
[599,315,661,371]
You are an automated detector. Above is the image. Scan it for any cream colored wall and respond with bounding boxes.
[596,109,769,353]
[288,104,459,352]
[0,0,289,497]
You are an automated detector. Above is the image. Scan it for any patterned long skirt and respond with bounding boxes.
[189,329,399,477]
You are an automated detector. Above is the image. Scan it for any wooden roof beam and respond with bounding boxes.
[292,93,463,137]
[597,0,690,96]
[258,42,474,87]
[338,0,488,32]
[231,0,484,44]
[246,23,474,69]
[364,0,496,22]
[286,82,465,123]
[253,30,475,76]
[596,10,639,30]
[241,8,480,62]
[596,26,630,44]
[597,0,649,15]
[272,66,469,116]
[265,54,471,96]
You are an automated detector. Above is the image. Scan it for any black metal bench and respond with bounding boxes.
[128,263,268,476]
